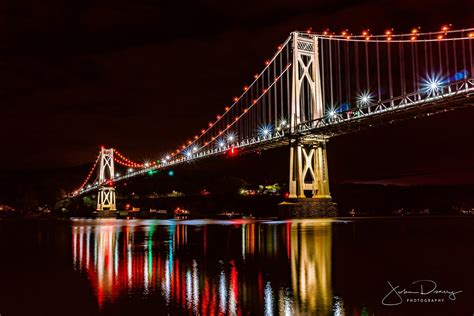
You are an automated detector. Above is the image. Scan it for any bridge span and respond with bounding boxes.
[71,28,474,213]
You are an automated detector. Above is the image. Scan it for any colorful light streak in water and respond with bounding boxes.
[71,219,334,315]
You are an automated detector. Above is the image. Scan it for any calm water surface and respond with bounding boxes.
[0,217,473,315]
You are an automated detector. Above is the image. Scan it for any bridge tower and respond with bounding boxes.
[96,147,116,211]
[288,32,331,200]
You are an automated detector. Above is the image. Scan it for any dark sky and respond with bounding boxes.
[2,0,474,184]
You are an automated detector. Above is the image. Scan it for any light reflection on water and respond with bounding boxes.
[71,219,335,315]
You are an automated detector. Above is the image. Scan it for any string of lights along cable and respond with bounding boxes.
[73,26,474,197]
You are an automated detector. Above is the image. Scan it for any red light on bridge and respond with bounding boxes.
[228,147,238,156]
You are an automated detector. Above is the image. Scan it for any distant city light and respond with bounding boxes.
[168,170,174,176]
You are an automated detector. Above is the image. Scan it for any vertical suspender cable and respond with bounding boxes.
[355,40,360,94]
[461,30,467,91]
[424,40,429,78]
[365,40,370,92]
[376,41,381,102]
[470,36,473,86]
[337,40,342,108]
[399,41,405,97]
[329,39,334,111]
[451,38,456,90]
[387,40,393,105]
[345,40,351,108]
[321,38,326,116]
[274,52,278,124]
[411,41,416,95]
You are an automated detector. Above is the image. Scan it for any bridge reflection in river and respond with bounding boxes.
[71,219,334,315]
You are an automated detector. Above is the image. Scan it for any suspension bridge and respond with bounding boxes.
[70,27,474,212]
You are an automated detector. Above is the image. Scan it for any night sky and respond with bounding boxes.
[3,0,474,184]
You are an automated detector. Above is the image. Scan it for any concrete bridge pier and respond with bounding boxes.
[280,138,337,218]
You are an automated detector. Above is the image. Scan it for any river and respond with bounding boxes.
[0,217,472,315]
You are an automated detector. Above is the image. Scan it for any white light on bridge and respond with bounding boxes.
[226,131,236,143]
[421,74,445,96]
[185,150,192,158]
[87,184,91,188]
[115,173,120,177]
[218,140,225,148]
[258,124,273,138]
[357,91,373,106]
[144,162,150,167]
[165,155,171,161]
[192,146,198,152]
[328,110,336,117]
[128,168,134,173]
